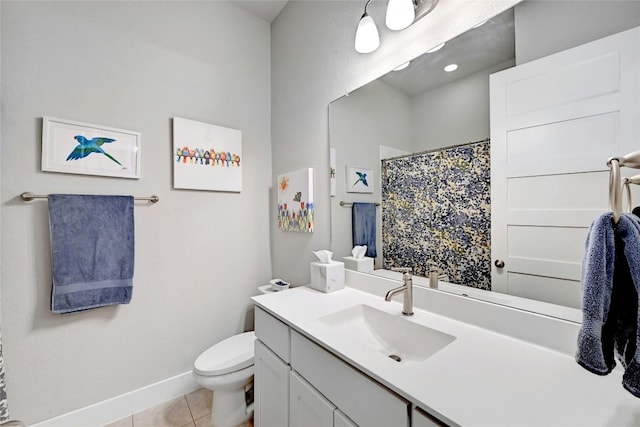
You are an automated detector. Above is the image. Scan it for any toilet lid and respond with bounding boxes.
[194,331,256,376]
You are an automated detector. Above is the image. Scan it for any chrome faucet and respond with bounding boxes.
[385,267,413,316]
[428,262,440,289]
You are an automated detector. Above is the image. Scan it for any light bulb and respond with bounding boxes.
[444,63,458,72]
[355,13,380,53]
[386,0,415,31]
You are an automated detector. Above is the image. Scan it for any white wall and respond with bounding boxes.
[411,59,514,151]
[515,0,640,65]
[1,2,271,424]
[329,80,413,264]
[271,0,521,285]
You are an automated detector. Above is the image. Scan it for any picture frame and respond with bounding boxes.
[346,165,374,193]
[42,117,141,179]
[173,117,242,192]
[330,147,336,197]
[277,168,314,232]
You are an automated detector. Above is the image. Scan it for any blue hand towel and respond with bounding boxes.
[576,212,640,397]
[576,212,617,375]
[48,194,134,314]
[352,202,377,258]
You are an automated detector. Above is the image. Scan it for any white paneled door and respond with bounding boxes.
[490,26,640,308]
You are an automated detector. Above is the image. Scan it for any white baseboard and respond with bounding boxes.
[30,371,199,427]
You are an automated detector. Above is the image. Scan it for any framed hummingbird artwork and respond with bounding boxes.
[41,117,141,179]
[346,166,374,193]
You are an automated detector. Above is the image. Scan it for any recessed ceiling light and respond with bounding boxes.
[472,19,488,28]
[393,61,410,71]
[444,63,458,72]
[426,42,445,53]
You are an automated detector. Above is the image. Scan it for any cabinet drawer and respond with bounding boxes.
[290,330,409,427]
[255,306,290,363]
[335,410,358,427]
[412,407,448,427]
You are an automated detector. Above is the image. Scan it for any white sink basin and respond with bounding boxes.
[319,304,455,363]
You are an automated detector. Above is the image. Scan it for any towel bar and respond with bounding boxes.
[608,150,640,223]
[339,201,380,207]
[622,174,640,214]
[20,192,159,203]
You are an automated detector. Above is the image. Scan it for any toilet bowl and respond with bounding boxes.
[192,331,256,427]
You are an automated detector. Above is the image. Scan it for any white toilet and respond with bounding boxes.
[192,331,256,427]
[192,285,276,427]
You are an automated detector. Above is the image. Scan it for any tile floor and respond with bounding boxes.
[104,388,253,427]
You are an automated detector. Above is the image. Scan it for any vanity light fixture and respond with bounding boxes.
[355,0,438,53]
[444,63,458,72]
[355,0,380,53]
[386,0,415,31]
[386,0,439,31]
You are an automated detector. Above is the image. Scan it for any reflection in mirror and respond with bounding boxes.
[329,1,640,322]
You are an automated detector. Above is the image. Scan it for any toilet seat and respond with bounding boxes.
[194,331,256,376]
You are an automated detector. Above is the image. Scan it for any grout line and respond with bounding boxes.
[184,394,196,424]
[109,391,213,427]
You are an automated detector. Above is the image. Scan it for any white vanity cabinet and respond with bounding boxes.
[412,407,447,427]
[254,340,290,427]
[290,329,409,426]
[289,370,336,427]
[334,410,358,427]
[254,306,414,427]
[254,307,291,427]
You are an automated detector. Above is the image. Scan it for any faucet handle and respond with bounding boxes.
[391,267,412,274]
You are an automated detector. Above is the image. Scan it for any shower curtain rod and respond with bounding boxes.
[20,192,159,203]
[382,137,490,162]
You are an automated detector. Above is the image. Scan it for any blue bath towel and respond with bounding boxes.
[48,194,134,314]
[576,212,640,397]
[352,202,377,258]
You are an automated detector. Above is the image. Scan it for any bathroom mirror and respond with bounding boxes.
[329,0,640,322]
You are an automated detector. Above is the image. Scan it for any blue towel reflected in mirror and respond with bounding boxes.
[352,202,377,258]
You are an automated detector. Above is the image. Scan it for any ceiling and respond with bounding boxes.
[231,0,289,23]
[380,8,515,96]
[231,1,515,97]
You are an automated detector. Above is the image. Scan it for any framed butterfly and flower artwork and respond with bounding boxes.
[277,168,314,233]
[346,166,374,193]
[41,117,141,179]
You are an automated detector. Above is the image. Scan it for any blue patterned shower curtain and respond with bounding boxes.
[381,140,491,289]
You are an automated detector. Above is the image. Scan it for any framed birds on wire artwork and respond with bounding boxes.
[41,117,141,179]
[172,117,242,192]
[346,166,374,193]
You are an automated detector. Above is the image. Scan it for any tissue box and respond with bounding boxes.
[310,261,345,293]
[342,256,374,273]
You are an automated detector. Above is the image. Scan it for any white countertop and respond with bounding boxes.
[252,285,640,427]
